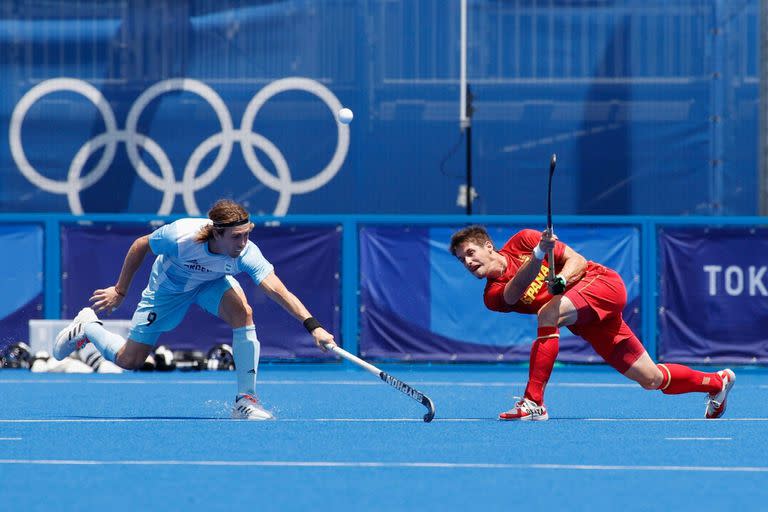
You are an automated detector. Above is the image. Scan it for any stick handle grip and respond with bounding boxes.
[545,227,555,283]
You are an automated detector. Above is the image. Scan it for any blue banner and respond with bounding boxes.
[658,227,768,363]
[0,1,759,216]
[360,224,640,362]
[61,222,340,359]
[0,225,44,352]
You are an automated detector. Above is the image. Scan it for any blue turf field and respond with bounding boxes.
[1,364,767,511]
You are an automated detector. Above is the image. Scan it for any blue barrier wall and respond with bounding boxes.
[0,0,760,216]
[0,224,44,348]
[658,227,768,363]
[2,214,767,364]
[359,224,640,362]
[59,221,340,358]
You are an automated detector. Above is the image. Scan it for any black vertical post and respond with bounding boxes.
[465,83,474,215]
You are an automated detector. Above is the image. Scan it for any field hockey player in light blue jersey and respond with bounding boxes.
[53,199,337,420]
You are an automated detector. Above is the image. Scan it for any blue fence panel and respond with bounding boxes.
[0,224,44,352]
[359,223,640,362]
[0,1,759,216]
[60,221,340,359]
[658,226,768,363]
[3,213,768,365]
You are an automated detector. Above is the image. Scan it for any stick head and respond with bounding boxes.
[549,154,557,176]
[423,396,436,423]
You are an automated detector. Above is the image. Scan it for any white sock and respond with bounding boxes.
[84,322,126,362]
[233,325,260,396]
[77,342,105,370]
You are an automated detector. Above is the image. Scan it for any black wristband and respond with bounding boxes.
[303,316,322,334]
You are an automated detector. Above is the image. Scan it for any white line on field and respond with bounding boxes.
[0,379,638,387]
[0,459,765,473]
[0,417,766,424]
[665,437,732,441]
[4,378,767,391]
[585,418,768,422]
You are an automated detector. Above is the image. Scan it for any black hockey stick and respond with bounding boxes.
[327,344,436,422]
[546,154,557,284]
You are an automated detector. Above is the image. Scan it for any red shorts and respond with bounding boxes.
[564,265,646,373]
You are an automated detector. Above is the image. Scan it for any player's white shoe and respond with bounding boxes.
[499,397,549,421]
[53,308,99,360]
[705,369,735,419]
[231,393,274,420]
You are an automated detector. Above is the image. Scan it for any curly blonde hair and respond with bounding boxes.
[195,199,253,243]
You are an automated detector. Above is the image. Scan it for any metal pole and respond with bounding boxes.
[460,0,473,215]
[466,97,473,215]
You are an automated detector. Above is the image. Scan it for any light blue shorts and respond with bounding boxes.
[127,276,242,346]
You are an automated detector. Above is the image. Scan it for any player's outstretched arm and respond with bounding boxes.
[90,235,151,314]
[258,272,337,351]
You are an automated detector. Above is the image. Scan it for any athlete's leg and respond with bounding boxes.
[84,321,155,370]
[218,286,261,396]
[522,296,579,405]
[85,286,191,369]
[586,323,724,395]
[621,350,664,389]
[653,361,724,395]
[216,284,253,328]
[197,277,262,397]
[197,277,271,420]
[82,322,130,368]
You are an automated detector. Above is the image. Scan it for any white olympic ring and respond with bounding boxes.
[9,76,350,215]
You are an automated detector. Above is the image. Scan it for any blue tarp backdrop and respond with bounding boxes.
[60,222,341,358]
[0,1,760,216]
[359,225,640,362]
[0,225,44,351]
[658,227,768,363]
[3,220,768,364]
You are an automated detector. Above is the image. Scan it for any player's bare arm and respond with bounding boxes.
[502,233,556,305]
[258,272,337,350]
[90,234,152,314]
[556,245,587,285]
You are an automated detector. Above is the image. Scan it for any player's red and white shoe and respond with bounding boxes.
[705,369,735,419]
[231,393,274,420]
[499,397,549,421]
[53,307,99,360]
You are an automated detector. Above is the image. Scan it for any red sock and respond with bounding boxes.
[523,326,560,405]
[657,364,722,395]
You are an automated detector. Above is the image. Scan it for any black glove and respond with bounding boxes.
[548,275,567,295]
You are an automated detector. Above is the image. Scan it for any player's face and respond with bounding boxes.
[454,240,494,279]
[220,225,253,257]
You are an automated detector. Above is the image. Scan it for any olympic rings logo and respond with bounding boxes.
[9,77,349,215]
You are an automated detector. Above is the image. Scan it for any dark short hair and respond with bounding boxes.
[449,225,493,255]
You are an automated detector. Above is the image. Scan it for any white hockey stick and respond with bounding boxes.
[326,344,436,422]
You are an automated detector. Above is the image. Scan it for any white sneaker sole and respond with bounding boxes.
[231,410,274,420]
[231,401,274,420]
[53,324,88,360]
[499,414,549,421]
[53,308,98,360]
[706,369,735,419]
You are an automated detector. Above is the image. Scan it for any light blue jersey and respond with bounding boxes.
[127,218,274,345]
[147,218,274,293]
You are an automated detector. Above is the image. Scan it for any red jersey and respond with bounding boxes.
[483,229,601,314]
